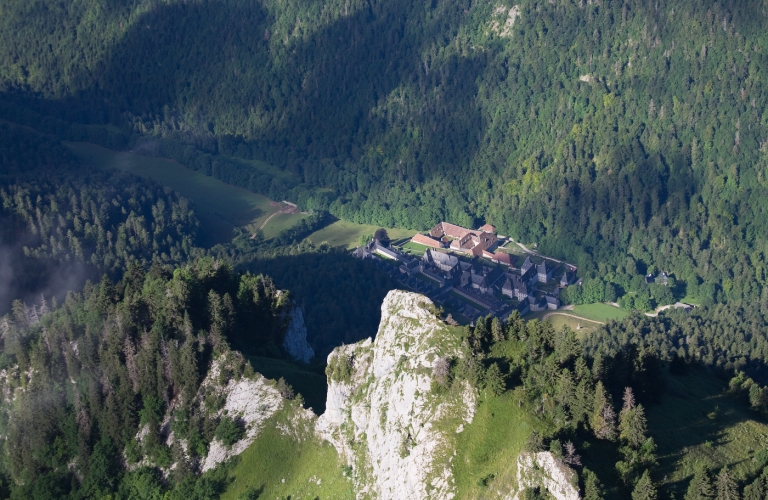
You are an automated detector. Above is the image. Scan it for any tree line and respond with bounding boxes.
[0,258,294,499]
[467,312,768,499]
[0,123,199,315]
[0,122,400,356]
[2,0,768,310]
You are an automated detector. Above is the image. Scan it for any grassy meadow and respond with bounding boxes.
[578,367,768,498]
[260,211,308,240]
[648,369,768,495]
[65,141,304,246]
[306,219,414,249]
[571,303,628,322]
[222,154,301,186]
[221,406,353,500]
[452,390,536,496]
[67,140,422,249]
[543,313,602,338]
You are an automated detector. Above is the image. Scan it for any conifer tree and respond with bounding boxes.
[748,384,767,412]
[616,387,657,484]
[582,468,605,500]
[685,468,715,500]
[715,467,740,500]
[632,471,657,500]
[564,441,581,466]
[619,388,648,449]
[207,290,227,355]
[525,431,545,452]
[572,379,593,429]
[491,317,504,342]
[742,468,767,500]
[484,363,505,397]
[590,381,617,440]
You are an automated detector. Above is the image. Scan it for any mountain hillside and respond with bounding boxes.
[3,271,768,499]
[317,290,478,498]
[3,0,768,307]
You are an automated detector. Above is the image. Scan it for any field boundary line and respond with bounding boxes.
[541,312,605,325]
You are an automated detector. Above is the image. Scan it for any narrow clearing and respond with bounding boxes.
[255,201,300,233]
[541,312,605,325]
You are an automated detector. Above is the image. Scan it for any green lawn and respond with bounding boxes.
[680,296,702,306]
[501,242,526,256]
[543,313,602,339]
[571,303,628,322]
[65,141,305,246]
[452,390,537,496]
[305,220,414,249]
[400,241,431,255]
[221,406,353,500]
[260,211,309,240]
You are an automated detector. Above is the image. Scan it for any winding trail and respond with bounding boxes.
[258,210,280,230]
[507,238,576,269]
[252,201,301,236]
[541,312,605,325]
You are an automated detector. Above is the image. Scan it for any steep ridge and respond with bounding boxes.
[0,278,583,498]
[315,290,579,499]
[317,290,476,498]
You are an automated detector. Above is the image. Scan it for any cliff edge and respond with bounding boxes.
[316,290,476,499]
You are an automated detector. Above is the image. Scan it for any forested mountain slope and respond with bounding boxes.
[3,0,768,306]
[0,123,199,314]
[0,122,400,354]
[0,259,305,498]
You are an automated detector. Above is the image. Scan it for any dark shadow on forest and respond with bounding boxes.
[245,249,401,357]
[2,0,488,190]
[648,367,762,497]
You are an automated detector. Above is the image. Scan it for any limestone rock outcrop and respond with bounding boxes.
[513,452,581,500]
[282,306,315,363]
[316,290,476,499]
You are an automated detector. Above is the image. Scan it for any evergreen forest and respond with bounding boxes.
[3,0,768,307]
[2,0,768,498]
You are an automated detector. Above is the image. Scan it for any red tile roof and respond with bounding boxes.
[430,222,466,238]
[470,245,485,257]
[440,222,472,239]
[492,252,512,265]
[479,224,496,233]
[411,233,443,248]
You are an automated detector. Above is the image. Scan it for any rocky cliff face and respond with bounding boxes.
[282,306,315,363]
[198,355,287,472]
[513,452,581,500]
[316,290,477,499]
[133,290,582,498]
[153,353,315,474]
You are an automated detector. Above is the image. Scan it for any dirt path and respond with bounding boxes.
[541,311,605,325]
[645,303,686,317]
[258,211,281,230]
[508,239,576,269]
[252,201,299,236]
